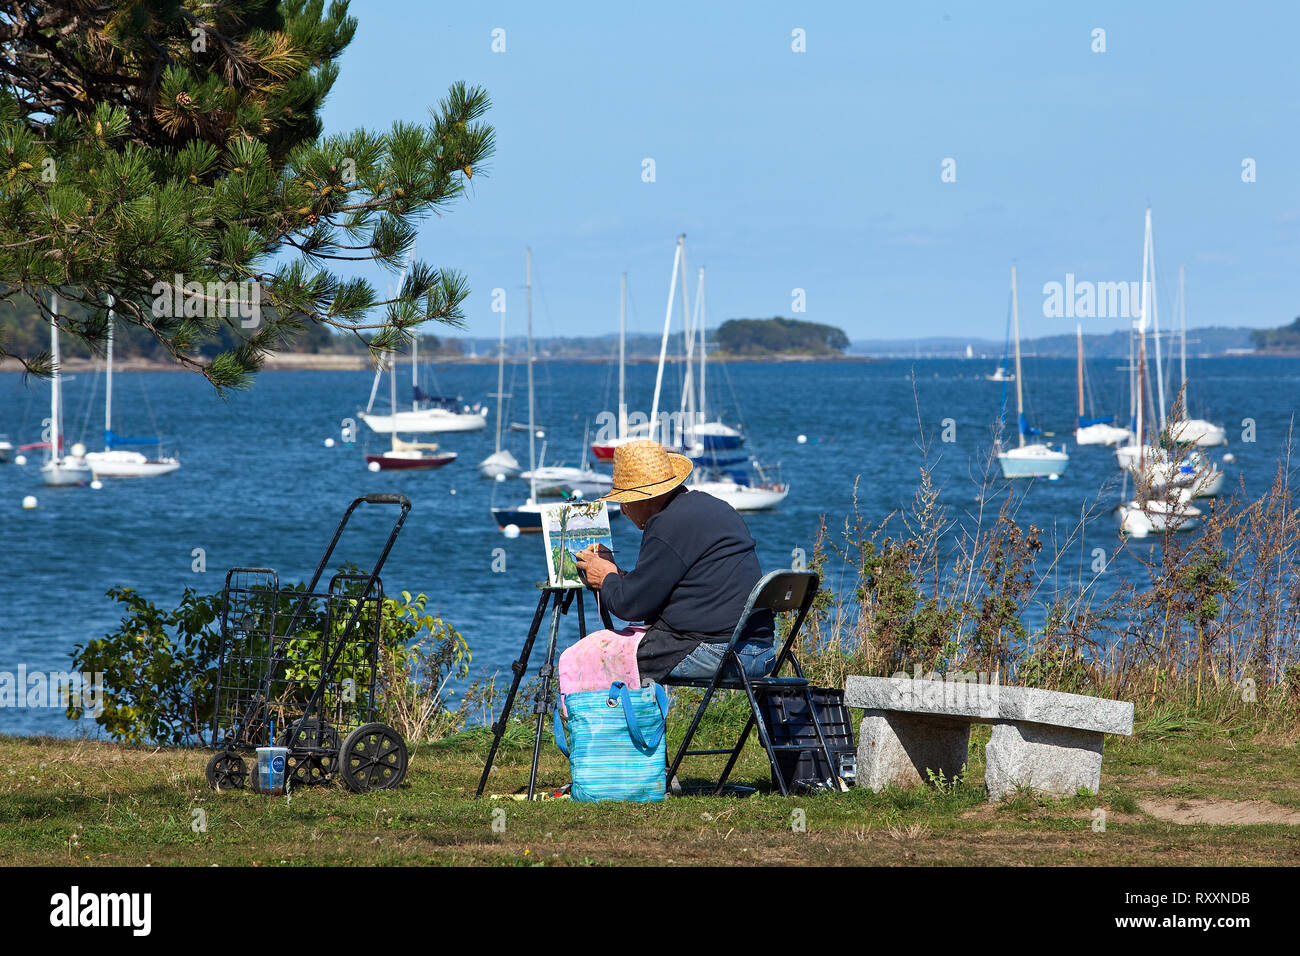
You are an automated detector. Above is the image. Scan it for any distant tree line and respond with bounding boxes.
[0,291,456,364]
[714,317,849,356]
[1251,318,1300,352]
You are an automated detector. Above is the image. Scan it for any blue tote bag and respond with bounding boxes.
[554,682,669,802]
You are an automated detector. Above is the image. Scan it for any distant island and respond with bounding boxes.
[712,317,850,358]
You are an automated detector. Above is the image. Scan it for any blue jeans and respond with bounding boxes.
[668,639,775,682]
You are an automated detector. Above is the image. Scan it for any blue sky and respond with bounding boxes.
[318,1,1299,343]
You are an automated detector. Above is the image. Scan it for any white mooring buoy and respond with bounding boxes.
[22,495,37,510]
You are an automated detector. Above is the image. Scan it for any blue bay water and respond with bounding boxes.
[1,355,1295,737]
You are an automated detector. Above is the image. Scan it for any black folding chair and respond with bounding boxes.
[663,569,836,796]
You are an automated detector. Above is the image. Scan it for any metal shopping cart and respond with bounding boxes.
[205,494,412,794]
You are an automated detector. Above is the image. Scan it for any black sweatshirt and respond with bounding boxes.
[599,488,774,681]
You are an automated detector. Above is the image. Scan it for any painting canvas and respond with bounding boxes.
[540,500,614,588]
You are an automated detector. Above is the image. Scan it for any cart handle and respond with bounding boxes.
[363,493,411,507]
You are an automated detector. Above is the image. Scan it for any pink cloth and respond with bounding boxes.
[558,626,647,715]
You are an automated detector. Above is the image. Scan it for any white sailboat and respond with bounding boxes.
[359,250,486,435]
[40,293,93,487]
[520,436,614,499]
[1073,324,1131,446]
[997,267,1069,479]
[85,300,181,478]
[478,295,521,479]
[1117,210,1201,534]
[1167,265,1227,448]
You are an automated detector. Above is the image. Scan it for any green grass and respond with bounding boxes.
[3,703,1299,866]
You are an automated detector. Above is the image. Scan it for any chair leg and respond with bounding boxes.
[730,658,791,797]
[666,681,720,793]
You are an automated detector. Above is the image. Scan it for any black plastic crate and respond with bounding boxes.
[761,686,855,788]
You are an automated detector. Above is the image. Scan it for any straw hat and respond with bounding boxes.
[599,440,693,504]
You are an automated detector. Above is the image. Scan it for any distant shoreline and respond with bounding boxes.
[0,351,878,373]
[4,350,1295,374]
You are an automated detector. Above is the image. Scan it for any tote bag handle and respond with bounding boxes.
[553,681,669,757]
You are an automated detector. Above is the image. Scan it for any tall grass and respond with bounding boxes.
[787,409,1300,732]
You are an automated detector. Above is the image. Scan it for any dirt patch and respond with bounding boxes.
[1140,798,1300,825]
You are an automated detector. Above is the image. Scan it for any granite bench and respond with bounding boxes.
[843,675,1134,800]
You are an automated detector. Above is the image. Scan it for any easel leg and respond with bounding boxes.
[527,588,574,799]
[475,590,551,798]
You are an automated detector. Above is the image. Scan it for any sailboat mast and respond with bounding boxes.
[1144,209,1166,429]
[698,268,708,423]
[409,245,419,412]
[618,272,627,439]
[1137,326,1147,471]
[1179,263,1187,408]
[678,241,695,436]
[50,291,61,463]
[494,300,506,454]
[1076,323,1084,423]
[526,247,537,502]
[105,296,115,448]
[389,354,397,446]
[649,235,683,441]
[1011,266,1025,448]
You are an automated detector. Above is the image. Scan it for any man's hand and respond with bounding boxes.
[574,544,618,589]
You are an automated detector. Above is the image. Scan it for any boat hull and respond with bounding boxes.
[478,449,521,480]
[86,450,180,478]
[1075,423,1132,446]
[41,459,93,486]
[691,480,788,511]
[1117,499,1202,535]
[365,451,457,471]
[1168,418,1227,447]
[360,409,486,434]
[997,445,1069,479]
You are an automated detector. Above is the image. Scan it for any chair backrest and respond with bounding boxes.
[750,570,819,615]
[726,569,819,652]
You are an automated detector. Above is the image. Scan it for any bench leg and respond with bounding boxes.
[984,720,1104,801]
[855,710,970,791]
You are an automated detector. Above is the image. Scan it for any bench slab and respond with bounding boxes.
[844,676,1133,799]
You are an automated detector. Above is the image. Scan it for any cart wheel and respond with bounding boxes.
[205,751,247,791]
[282,719,340,786]
[287,751,337,787]
[339,723,408,793]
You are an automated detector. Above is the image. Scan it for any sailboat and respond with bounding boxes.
[996,266,1069,479]
[40,293,93,487]
[478,297,521,479]
[359,250,486,434]
[492,249,547,532]
[1117,210,1201,535]
[1073,323,1132,446]
[84,300,181,478]
[364,354,456,471]
[520,433,615,499]
[673,255,787,510]
[1167,265,1227,448]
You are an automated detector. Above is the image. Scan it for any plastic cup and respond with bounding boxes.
[254,746,290,795]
